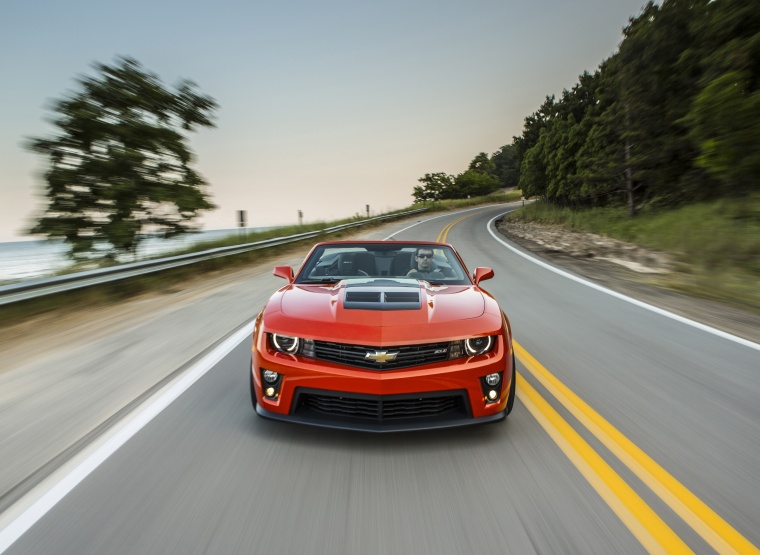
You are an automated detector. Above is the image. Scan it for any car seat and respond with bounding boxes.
[337,252,369,276]
[391,252,414,277]
[354,252,377,276]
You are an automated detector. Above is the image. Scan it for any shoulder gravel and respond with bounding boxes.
[495,220,760,345]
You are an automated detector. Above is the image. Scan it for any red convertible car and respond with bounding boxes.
[250,241,515,432]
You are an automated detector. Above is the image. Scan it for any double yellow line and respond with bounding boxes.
[515,341,758,554]
[436,213,477,244]
[436,213,758,553]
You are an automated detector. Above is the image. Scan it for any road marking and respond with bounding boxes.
[437,213,476,243]
[486,213,760,352]
[423,207,758,552]
[515,341,760,555]
[517,377,692,554]
[0,322,255,554]
[0,203,508,552]
[388,204,510,239]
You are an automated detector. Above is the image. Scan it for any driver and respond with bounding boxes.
[406,247,445,281]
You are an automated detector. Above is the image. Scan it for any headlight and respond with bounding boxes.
[448,336,496,359]
[270,333,299,353]
[464,336,494,356]
[268,334,315,357]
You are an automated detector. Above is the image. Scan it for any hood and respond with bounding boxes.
[279,279,485,326]
[265,279,501,345]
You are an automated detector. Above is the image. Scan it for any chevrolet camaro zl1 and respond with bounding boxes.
[250,241,515,432]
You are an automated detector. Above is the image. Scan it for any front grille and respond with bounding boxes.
[313,341,450,370]
[296,391,467,421]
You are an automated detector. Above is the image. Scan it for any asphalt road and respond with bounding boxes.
[2,205,759,554]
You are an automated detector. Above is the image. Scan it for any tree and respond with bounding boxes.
[467,152,497,176]
[680,0,760,196]
[513,95,558,171]
[449,169,501,198]
[684,70,760,195]
[516,73,600,204]
[413,172,454,202]
[28,57,218,260]
[519,133,549,199]
[611,0,712,205]
[491,144,520,188]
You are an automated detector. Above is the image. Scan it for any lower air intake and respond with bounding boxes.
[294,390,468,422]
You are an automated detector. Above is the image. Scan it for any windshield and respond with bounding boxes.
[295,244,471,285]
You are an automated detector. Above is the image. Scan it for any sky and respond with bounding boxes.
[0,0,648,241]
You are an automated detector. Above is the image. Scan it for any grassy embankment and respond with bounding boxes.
[505,196,760,314]
[1,191,522,328]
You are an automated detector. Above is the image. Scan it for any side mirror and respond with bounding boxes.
[273,266,294,283]
[473,267,494,285]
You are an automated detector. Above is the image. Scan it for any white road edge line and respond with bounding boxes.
[486,213,760,352]
[0,205,496,551]
[0,321,255,554]
[9,202,747,550]
[387,204,514,239]
[0,207,501,552]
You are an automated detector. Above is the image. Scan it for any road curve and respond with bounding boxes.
[3,205,759,554]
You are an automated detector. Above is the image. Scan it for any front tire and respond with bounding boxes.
[505,354,517,415]
[249,359,258,410]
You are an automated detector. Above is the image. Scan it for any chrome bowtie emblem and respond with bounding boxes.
[365,350,399,363]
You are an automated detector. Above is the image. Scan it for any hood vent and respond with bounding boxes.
[346,291,381,303]
[344,290,421,310]
[383,291,419,303]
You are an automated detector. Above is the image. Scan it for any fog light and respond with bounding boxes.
[488,390,498,401]
[263,370,279,383]
[265,387,276,398]
[485,373,500,386]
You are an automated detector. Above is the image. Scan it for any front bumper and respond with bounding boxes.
[251,334,513,432]
[256,400,506,432]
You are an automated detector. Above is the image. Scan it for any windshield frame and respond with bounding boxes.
[294,242,473,286]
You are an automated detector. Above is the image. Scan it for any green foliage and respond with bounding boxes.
[418,190,523,213]
[507,197,760,310]
[491,144,520,188]
[28,57,218,260]
[417,0,757,220]
[467,152,497,175]
[684,70,760,194]
[415,152,504,202]
[504,0,758,214]
[445,169,501,199]
[513,95,557,167]
[519,136,548,199]
[612,0,714,205]
[517,72,622,204]
[413,172,454,203]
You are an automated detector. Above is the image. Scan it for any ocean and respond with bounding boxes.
[0,228,269,283]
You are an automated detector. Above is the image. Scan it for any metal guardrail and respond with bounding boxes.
[0,209,427,306]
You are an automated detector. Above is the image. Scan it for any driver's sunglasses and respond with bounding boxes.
[416,253,433,259]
